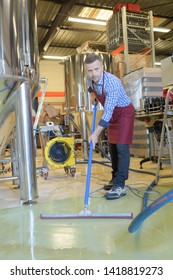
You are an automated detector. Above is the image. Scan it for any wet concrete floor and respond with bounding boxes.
[0,153,173,260]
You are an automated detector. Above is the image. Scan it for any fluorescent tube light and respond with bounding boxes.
[68,16,106,26]
[153,27,171,33]
[43,55,68,60]
[146,27,171,33]
[155,62,161,66]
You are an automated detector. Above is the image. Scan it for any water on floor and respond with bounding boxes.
[0,151,173,260]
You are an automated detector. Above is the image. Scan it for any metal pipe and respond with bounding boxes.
[15,82,38,203]
[122,6,129,74]
[149,11,156,67]
[0,176,18,182]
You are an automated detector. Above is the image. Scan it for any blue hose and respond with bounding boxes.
[128,188,173,233]
[84,104,97,207]
[0,82,14,93]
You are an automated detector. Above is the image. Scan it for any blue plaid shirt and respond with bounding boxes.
[87,71,131,128]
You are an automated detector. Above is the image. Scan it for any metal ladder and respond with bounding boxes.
[155,86,173,183]
[33,78,48,137]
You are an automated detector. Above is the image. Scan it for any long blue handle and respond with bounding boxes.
[84,104,97,207]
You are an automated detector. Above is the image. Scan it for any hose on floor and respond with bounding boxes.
[128,182,173,233]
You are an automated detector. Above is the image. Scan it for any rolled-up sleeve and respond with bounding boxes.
[98,119,110,128]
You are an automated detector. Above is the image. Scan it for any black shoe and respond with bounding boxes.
[103,171,117,190]
[103,178,114,190]
[105,186,126,200]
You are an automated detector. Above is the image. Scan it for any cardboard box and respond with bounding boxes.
[43,104,60,118]
[39,104,63,125]
[113,53,152,80]
[122,67,163,110]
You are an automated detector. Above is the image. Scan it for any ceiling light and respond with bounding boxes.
[42,55,68,60]
[68,17,106,26]
[146,27,171,33]
[155,62,161,66]
[153,27,171,33]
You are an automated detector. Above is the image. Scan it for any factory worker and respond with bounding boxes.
[85,53,134,199]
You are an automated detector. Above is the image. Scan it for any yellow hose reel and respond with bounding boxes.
[44,137,76,176]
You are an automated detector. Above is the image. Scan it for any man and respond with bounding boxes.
[85,53,134,199]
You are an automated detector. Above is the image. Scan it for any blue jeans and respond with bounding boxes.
[109,144,130,188]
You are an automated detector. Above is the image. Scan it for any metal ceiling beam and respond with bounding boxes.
[38,24,105,34]
[61,27,105,34]
[38,0,64,3]
[76,2,112,10]
[37,24,49,29]
[39,0,76,54]
[49,42,106,49]
[144,2,173,9]
[38,0,113,10]
[49,44,77,49]
[51,37,107,49]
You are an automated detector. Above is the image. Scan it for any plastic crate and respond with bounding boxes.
[113,4,127,14]
[127,4,140,13]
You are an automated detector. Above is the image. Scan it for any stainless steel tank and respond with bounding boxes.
[0,0,39,203]
[64,52,113,159]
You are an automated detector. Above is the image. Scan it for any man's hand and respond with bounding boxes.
[88,125,104,149]
[89,132,98,150]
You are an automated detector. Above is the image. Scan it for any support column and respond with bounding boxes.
[15,81,38,203]
[149,11,156,67]
[122,6,129,74]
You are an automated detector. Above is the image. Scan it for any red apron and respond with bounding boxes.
[93,89,134,145]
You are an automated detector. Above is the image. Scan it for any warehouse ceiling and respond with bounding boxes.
[36,0,173,61]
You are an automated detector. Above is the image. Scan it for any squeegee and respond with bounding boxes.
[40,104,133,220]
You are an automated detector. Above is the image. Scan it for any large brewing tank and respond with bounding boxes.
[0,0,39,203]
[64,52,113,159]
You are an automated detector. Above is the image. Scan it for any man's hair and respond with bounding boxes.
[84,53,103,64]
